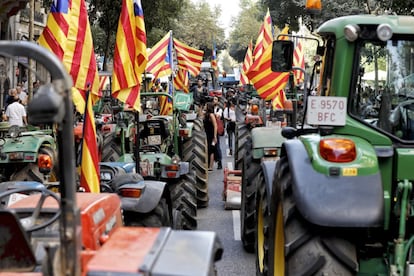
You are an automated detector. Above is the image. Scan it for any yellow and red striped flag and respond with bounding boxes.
[173,38,204,77]
[146,31,172,80]
[246,24,290,107]
[37,0,70,61]
[38,0,100,113]
[293,39,305,85]
[174,69,189,93]
[252,9,273,62]
[38,0,100,193]
[80,91,100,193]
[278,25,290,41]
[240,40,253,86]
[112,0,148,111]
[159,81,173,115]
[246,44,289,101]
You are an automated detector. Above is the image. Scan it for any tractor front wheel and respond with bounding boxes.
[241,138,259,253]
[169,177,198,230]
[266,157,359,275]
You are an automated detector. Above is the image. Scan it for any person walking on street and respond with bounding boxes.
[213,97,223,169]
[203,102,218,171]
[224,99,236,155]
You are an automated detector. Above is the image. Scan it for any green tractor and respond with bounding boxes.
[0,123,58,184]
[256,14,414,275]
[112,90,208,230]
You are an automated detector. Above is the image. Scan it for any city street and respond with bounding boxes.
[197,135,255,275]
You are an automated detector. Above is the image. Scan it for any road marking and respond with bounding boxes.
[233,210,241,240]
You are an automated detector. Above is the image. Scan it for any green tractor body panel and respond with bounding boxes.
[299,134,380,176]
[251,127,285,159]
[395,149,414,180]
[0,133,55,163]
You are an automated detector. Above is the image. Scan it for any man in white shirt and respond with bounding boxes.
[4,96,27,127]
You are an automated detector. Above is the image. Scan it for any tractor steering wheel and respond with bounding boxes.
[0,187,61,232]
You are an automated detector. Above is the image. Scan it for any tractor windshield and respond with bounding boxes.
[350,37,414,142]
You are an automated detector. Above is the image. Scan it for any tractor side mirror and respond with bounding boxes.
[271,40,294,73]
[27,83,65,125]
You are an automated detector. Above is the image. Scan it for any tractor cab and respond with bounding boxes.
[140,118,171,152]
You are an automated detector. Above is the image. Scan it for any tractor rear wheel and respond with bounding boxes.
[123,197,171,227]
[186,118,209,208]
[265,157,359,275]
[169,177,198,230]
[234,122,250,170]
[241,138,259,253]
[101,132,122,162]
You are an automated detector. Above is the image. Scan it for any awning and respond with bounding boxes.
[0,0,30,21]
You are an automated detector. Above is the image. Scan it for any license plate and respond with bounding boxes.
[306,96,347,126]
[148,135,161,145]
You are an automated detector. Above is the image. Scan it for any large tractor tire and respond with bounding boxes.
[240,138,260,253]
[184,118,209,208]
[169,176,198,230]
[261,157,359,275]
[10,146,59,182]
[123,197,171,227]
[255,168,269,275]
[234,122,250,170]
[101,132,122,162]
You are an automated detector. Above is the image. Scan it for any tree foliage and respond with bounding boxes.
[171,0,225,61]
[228,0,262,62]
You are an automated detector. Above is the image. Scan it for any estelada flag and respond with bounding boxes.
[38,0,100,113]
[112,0,148,111]
[146,31,172,79]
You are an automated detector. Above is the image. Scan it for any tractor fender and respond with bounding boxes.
[261,159,278,204]
[112,173,167,214]
[283,139,384,227]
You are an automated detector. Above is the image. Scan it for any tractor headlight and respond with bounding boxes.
[171,155,181,165]
[377,24,392,41]
[344,24,360,42]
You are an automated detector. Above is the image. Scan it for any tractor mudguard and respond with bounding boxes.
[111,173,167,214]
[283,139,384,227]
[261,160,277,204]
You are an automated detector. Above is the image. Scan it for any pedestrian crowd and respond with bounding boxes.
[195,79,238,172]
